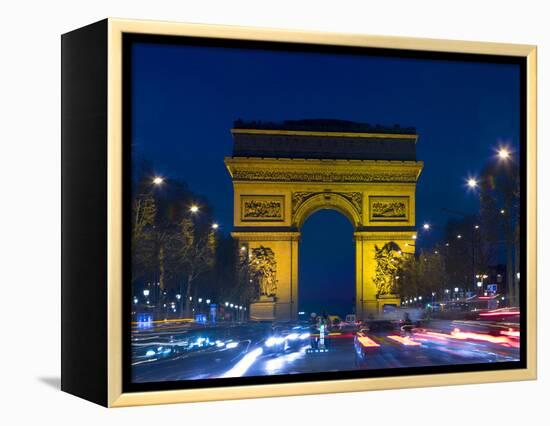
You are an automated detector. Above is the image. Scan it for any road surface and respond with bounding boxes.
[131,319,520,383]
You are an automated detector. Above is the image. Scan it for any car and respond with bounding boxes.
[263,326,310,354]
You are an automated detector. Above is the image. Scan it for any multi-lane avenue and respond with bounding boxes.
[131,315,520,383]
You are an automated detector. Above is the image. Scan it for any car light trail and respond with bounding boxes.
[500,328,520,338]
[414,328,517,348]
[479,310,520,317]
[357,335,380,347]
[450,328,518,346]
[221,347,263,378]
[265,337,285,347]
[265,347,307,374]
[387,335,422,346]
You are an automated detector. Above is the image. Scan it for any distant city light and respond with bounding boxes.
[143,289,150,297]
[423,223,430,230]
[474,224,480,229]
[457,234,462,239]
[152,176,164,185]
[454,287,459,292]
[212,223,219,230]
[500,209,505,214]
[190,205,199,213]
[240,246,246,251]
[206,299,211,304]
[412,235,417,240]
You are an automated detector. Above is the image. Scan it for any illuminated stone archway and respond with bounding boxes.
[225,120,423,321]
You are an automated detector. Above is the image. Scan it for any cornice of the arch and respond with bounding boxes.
[224,157,424,183]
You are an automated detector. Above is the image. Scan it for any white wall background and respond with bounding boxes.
[0,1,547,424]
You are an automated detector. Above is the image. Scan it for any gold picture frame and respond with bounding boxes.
[62,18,537,407]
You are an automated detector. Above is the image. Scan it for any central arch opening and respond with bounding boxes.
[298,209,355,319]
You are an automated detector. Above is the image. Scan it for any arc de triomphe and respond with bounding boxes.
[225,120,423,321]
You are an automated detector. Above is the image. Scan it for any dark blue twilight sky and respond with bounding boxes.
[131,42,520,316]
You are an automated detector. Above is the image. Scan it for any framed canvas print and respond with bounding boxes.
[61,18,537,407]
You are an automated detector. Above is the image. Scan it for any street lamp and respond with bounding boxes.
[190,205,199,213]
[143,289,150,297]
[423,223,430,230]
[467,178,478,189]
[497,148,510,160]
[212,223,219,230]
[152,176,164,185]
[206,299,211,304]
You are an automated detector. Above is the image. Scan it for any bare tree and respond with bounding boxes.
[176,217,216,316]
[480,159,520,304]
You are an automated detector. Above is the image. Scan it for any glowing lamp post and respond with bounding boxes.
[467,178,478,189]
[498,148,510,160]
